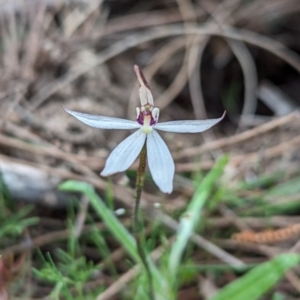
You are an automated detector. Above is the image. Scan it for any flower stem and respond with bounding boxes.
[133,143,155,300]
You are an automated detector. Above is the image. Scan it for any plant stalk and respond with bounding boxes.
[133,143,155,300]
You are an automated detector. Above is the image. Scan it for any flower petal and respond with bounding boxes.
[64,108,140,130]
[101,130,146,176]
[147,130,175,193]
[154,111,226,133]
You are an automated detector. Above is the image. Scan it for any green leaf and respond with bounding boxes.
[267,176,300,197]
[59,180,165,296]
[238,171,284,190]
[59,181,140,263]
[210,254,300,300]
[169,155,228,275]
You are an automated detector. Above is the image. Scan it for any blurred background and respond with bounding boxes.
[1,0,300,299]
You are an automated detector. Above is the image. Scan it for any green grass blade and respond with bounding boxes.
[59,180,140,263]
[267,176,300,197]
[210,254,300,300]
[169,155,228,275]
[60,180,166,296]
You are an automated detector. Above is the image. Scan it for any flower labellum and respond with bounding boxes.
[63,65,225,193]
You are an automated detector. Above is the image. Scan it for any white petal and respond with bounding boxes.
[64,108,140,130]
[147,130,175,193]
[101,130,146,176]
[154,112,225,133]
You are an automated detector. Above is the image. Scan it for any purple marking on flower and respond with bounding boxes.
[137,109,157,126]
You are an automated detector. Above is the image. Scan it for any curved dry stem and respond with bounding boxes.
[29,24,300,110]
[154,50,190,109]
[199,0,258,128]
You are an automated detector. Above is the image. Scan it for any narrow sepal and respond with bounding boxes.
[154,111,226,133]
[64,108,140,130]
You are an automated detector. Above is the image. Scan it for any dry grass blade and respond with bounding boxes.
[21,2,47,80]
[176,134,300,172]
[28,24,300,111]
[63,0,104,38]
[174,111,299,159]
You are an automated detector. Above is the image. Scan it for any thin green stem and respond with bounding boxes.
[133,143,155,300]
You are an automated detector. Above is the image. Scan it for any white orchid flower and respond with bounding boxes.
[64,65,225,193]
